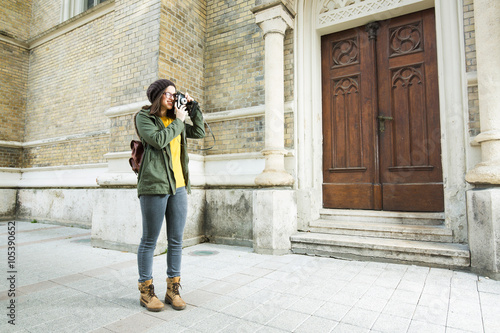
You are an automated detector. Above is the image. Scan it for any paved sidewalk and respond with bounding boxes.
[1,221,500,333]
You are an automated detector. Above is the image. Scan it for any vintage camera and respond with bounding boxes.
[175,92,188,110]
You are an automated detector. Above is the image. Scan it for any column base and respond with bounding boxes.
[253,189,297,255]
[465,162,500,185]
[255,170,294,186]
[467,188,500,279]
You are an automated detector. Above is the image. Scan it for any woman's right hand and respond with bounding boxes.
[175,105,188,122]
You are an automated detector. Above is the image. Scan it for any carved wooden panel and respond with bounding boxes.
[389,21,423,56]
[390,64,432,169]
[331,38,359,67]
[329,76,365,171]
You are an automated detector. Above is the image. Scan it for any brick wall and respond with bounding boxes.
[204,112,293,155]
[108,0,162,153]
[159,0,206,106]
[0,41,29,144]
[24,10,114,167]
[4,0,295,168]
[0,0,32,41]
[0,0,31,168]
[23,136,109,167]
[30,0,62,39]
[202,0,295,155]
[204,0,264,113]
[463,0,479,137]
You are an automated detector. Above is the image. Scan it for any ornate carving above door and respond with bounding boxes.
[318,0,432,29]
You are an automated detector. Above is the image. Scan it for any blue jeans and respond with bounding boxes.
[137,187,187,282]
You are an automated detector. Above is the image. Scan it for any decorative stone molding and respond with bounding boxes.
[104,100,148,118]
[0,131,110,149]
[0,34,29,49]
[317,0,431,29]
[0,141,23,148]
[23,130,110,148]
[320,0,367,14]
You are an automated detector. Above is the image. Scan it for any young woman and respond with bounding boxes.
[135,79,205,312]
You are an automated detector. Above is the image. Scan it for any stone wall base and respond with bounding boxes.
[467,188,500,279]
[0,189,17,221]
[91,188,205,255]
[253,188,297,255]
[9,186,298,256]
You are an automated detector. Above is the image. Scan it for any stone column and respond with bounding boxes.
[466,0,500,184]
[466,0,500,278]
[253,1,295,186]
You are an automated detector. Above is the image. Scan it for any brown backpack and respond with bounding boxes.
[130,112,145,175]
[129,139,144,175]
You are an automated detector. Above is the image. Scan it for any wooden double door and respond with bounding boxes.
[321,9,444,212]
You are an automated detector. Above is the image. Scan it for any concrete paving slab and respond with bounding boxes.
[2,221,500,332]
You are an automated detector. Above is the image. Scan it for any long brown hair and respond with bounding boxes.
[142,84,176,119]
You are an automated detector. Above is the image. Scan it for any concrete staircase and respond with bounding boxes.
[291,209,470,268]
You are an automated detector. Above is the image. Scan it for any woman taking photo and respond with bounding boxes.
[135,79,205,312]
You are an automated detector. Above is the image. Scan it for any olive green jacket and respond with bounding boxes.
[135,102,205,197]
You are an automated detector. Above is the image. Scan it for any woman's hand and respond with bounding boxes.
[175,104,188,122]
[185,92,194,103]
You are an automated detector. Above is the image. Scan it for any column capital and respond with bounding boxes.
[252,0,295,35]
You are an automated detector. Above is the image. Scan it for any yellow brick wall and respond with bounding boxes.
[24,10,114,167]
[463,0,479,137]
[204,112,293,155]
[5,0,295,167]
[0,148,22,168]
[30,0,62,39]
[23,135,109,167]
[110,0,161,107]
[204,0,264,113]
[109,0,163,153]
[202,0,295,155]
[0,41,29,143]
[0,1,31,168]
[0,0,32,41]
[158,0,206,106]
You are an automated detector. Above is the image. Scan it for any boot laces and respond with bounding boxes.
[172,282,182,296]
[147,284,157,298]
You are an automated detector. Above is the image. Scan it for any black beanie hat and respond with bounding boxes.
[146,79,176,103]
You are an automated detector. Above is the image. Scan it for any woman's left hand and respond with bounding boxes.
[185,92,194,103]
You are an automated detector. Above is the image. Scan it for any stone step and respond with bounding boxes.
[290,232,470,268]
[307,219,453,242]
[319,209,444,225]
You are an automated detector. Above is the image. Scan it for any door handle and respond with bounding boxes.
[377,115,393,132]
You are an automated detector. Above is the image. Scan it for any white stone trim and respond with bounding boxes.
[0,164,107,188]
[467,71,478,87]
[0,34,29,49]
[104,100,149,118]
[0,141,23,148]
[22,131,110,148]
[0,131,110,149]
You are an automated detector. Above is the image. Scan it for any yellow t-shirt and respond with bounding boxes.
[160,116,185,188]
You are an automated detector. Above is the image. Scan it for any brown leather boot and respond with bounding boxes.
[138,279,164,312]
[165,277,186,310]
